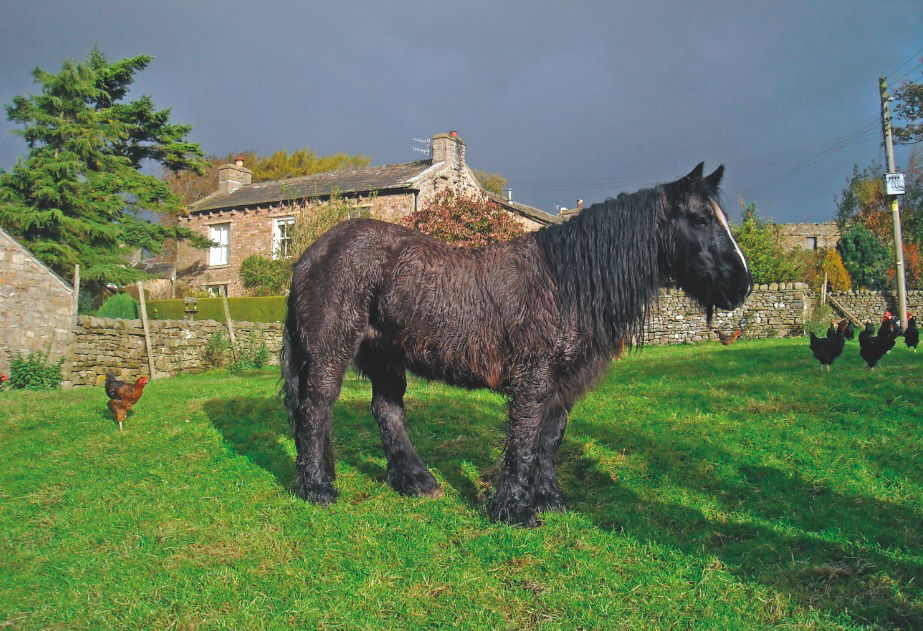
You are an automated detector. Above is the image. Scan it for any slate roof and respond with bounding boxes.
[486,192,560,226]
[189,160,436,212]
[187,157,561,226]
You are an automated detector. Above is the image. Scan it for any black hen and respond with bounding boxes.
[859,318,891,369]
[810,319,846,371]
[878,312,899,354]
[843,321,856,340]
[904,314,918,351]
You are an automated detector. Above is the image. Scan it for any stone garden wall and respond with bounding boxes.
[58,286,921,387]
[63,315,282,387]
[826,290,923,322]
[645,283,811,345]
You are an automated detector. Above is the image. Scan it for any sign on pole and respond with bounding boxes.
[885,172,905,196]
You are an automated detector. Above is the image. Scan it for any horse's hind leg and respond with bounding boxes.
[356,339,442,498]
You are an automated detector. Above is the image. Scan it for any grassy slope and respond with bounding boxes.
[0,338,921,630]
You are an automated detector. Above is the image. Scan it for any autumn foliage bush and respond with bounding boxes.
[401,189,525,247]
[821,248,852,292]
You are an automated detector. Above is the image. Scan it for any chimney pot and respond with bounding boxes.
[234,156,245,167]
[449,130,459,137]
[577,199,583,209]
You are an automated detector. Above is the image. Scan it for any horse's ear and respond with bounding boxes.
[685,162,705,181]
[705,165,724,187]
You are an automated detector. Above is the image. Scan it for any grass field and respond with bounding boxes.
[1,338,921,629]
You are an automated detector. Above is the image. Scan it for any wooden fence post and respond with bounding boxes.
[136,281,157,379]
[72,264,80,324]
[221,287,237,345]
[821,270,828,307]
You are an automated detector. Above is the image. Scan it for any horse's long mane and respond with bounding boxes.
[534,186,664,352]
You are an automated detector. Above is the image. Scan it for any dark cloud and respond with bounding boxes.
[1,1,920,221]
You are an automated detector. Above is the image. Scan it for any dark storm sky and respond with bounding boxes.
[1,1,921,222]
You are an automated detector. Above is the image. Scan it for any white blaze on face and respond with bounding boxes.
[709,198,750,283]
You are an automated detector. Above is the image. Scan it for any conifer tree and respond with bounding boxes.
[0,49,211,284]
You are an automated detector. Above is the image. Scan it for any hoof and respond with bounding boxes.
[488,500,541,528]
[388,467,441,498]
[301,483,338,506]
[534,496,565,514]
[421,486,444,499]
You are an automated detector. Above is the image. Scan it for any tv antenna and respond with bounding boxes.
[412,137,431,156]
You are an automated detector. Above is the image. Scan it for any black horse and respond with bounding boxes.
[282,163,751,526]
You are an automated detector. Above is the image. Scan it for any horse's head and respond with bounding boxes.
[659,163,751,317]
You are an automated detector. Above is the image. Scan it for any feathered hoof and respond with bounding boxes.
[388,467,442,498]
[300,483,338,506]
[488,498,542,528]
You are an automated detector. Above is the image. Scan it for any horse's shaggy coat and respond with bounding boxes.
[282,163,751,525]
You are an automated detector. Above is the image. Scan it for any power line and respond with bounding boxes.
[886,45,923,80]
[509,50,922,200]
[508,120,882,194]
[740,124,879,199]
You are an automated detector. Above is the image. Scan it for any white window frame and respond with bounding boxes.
[805,236,817,250]
[208,223,230,266]
[272,216,296,259]
[205,284,228,298]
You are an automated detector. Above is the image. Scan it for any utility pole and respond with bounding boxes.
[879,76,908,325]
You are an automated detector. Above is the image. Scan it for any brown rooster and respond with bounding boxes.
[714,329,741,345]
[105,373,149,431]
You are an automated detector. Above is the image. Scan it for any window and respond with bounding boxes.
[805,236,817,250]
[209,223,230,266]
[272,216,296,259]
[206,284,228,297]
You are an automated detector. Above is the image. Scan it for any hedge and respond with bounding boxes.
[95,293,140,319]
[146,295,287,323]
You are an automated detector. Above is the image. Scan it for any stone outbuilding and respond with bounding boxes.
[0,227,75,374]
[175,131,559,296]
[778,221,840,251]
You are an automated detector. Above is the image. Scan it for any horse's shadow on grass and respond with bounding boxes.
[205,381,923,629]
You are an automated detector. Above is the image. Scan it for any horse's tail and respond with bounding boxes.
[280,289,306,428]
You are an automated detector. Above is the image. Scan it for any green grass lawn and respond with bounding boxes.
[1,338,921,630]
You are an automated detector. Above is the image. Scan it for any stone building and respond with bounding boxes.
[175,131,559,297]
[0,227,75,374]
[778,221,840,251]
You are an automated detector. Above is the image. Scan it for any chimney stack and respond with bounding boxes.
[430,131,466,173]
[217,160,252,194]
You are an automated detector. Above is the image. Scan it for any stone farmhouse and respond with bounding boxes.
[175,131,559,297]
[0,227,74,374]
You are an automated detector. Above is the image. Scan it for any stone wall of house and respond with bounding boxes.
[63,316,282,387]
[826,290,923,322]
[0,230,75,374]
[175,192,418,297]
[778,221,840,251]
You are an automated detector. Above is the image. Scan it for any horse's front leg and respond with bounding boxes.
[533,405,569,513]
[488,396,544,527]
